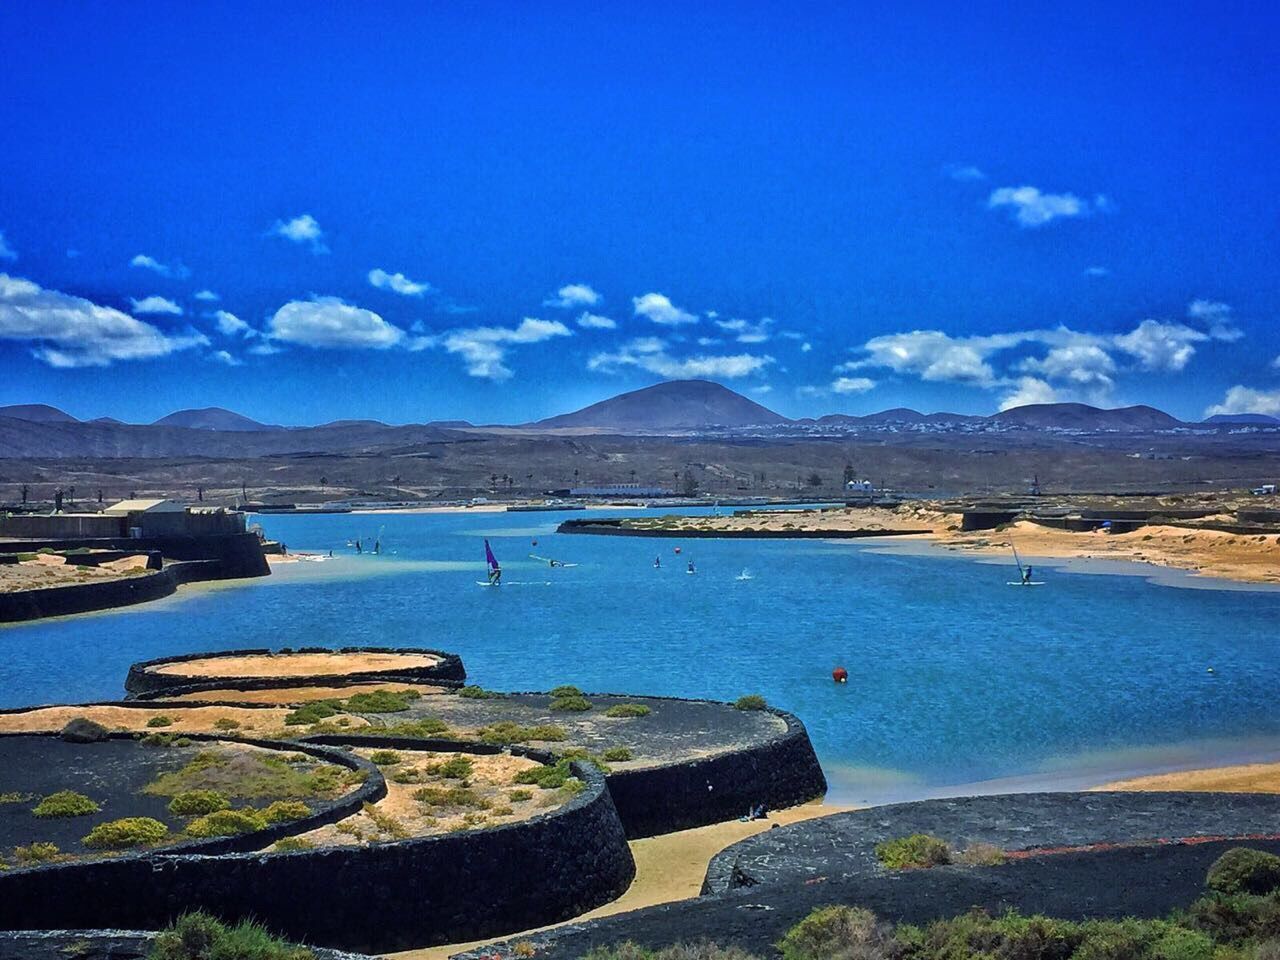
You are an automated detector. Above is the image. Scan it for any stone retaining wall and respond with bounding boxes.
[557,518,928,538]
[0,929,374,959]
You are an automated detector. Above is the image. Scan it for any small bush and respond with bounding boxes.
[83,817,169,849]
[875,833,951,869]
[362,802,409,840]
[605,703,651,718]
[32,790,100,818]
[14,842,60,864]
[431,755,474,780]
[141,732,192,747]
[779,905,895,960]
[391,767,422,784]
[602,746,635,762]
[147,715,175,728]
[513,760,575,790]
[272,837,315,853]
[149,911,314,960]
[509,789,534,802]
[168,790,230,816]
[955,842,1006,866]
[343,689,419,713]
[477,721,567,744]
[734,694,767,711]
[413,786,490,810]
[550,685,583,698]
[283,700,343,726]
[212,717,241,731]
[1208,848,1280,896]
[369,750,402,766]
[261,800,310,824]
[459,685,499,699]
[186,808,267,838]
[0,792,34,804]
[550,694,593,712]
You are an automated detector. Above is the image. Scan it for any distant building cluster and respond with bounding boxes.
[568,484,674,497]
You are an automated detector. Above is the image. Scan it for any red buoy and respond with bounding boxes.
[832,666,848,684]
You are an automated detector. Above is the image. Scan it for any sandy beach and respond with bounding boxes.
[1099,762,1280,794]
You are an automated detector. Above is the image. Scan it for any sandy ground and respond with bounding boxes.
[293,749,554,849]
[147,651,442,678]
[169,683,450,704]
[1098,762,1280,794]
[388,801,846,960]
[0,703,337,735]
[0,557,145,593]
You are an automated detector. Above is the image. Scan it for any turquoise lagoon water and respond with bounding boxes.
[4,507,1280,805]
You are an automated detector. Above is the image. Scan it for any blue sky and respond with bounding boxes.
[1,1,1278,425]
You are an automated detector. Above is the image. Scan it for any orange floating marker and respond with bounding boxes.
[832,666,848,684]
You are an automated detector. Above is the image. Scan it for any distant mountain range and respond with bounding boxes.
[1,381,1278,459]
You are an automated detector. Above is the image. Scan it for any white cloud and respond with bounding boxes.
[211,350,242,366]
[1000,377,1059,411]
[368,268,431,297]
[1084,266,1110,277]
[0,231,16,261]
[715,317,773,344]
[270,213,328,253]
[751,385,773,395]
[577,312,616,330]
[0,273,207,367]
[988,186,1090,227]
[268,297,404,349]
[1113,320,1206,372]
[1187,299,1243,342]
[194,289,220,302]
[130,295,183,316]
[1018,343,1115,389]
[831,376,875,394]
[946,164,986,182]
[848,330,1031,386]
[213,310,251,337]
[1205,386,1280,419]
[588,338,772,380]
[632,292,697,326]
[545,283,601,309]
[129,254,189,278]
[248,341,284,356]
[800,342,812,353]
[440,317,572,380]
[696,337,722,346]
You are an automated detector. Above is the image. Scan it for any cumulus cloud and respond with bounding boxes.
[577,312,616,330]
[193,289,220,302]
[268,297,404,349]
[1187,299,1243,342]
[440,318,572,380]
[210,350,242,366]
[0,273,207,367]
[1000,377,1059,411]
[588,338,772,380]
[987,186,1091,227]
[945,164,986,182]
[847,330,1032,386]
[0,231,16,261]
[129,254,189,278]
[1018,343,1116,390]
[270,213,328,253]
[1113,319,1206,372]
[831,376,875,394]
[213,310,252,337]
[633,292,697,326]
[715,317,773,344]
[130,295,183,316]
[368,268,430,297]
[545,283,601,309]
[1204,386,1280,419]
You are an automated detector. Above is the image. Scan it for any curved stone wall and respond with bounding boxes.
[0,736,634,953]
[124,646,466,697]
[0,567,180,623]
[0,929,374,960]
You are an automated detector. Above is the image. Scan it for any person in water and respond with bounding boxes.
[355,539,362,554]
[373,539,381,555]
[687,559,695,573]
[1022,565,1034,584]
[654,556,661,568]
[488,564,502,585]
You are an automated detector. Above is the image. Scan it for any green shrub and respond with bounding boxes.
[779,905,894,960]
[605,703,651,718]
[477,721,567,744]
[147,715,175,728]
[186,808,267,838]
[513,760,575,789]
[413,786,490,810]
[369,750,403,766]
[955,842,1006,866]
[391,767,422,784]
[602,746,635,762]
[14,842,60,864]
[168,790,231,816]
[83,817,169,849]
[734,694,767,711]
[0,792,34,804]
[283,700,343,726]
[141,732,192,747]
[458,685,499,699]
[550,685,583,698]
[343,689,419,713]
[148,911,314,960]
[32,790,100,818]
[261,800,310,824]
[875,833,951,869]
[431,755,474,780]
[213,717,241,731]
[272,837,315,853]
[1207,848,1280,896]
[550,694,593,712]
[509,789,534,802]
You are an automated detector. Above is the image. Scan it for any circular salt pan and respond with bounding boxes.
[149,651,441,679]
